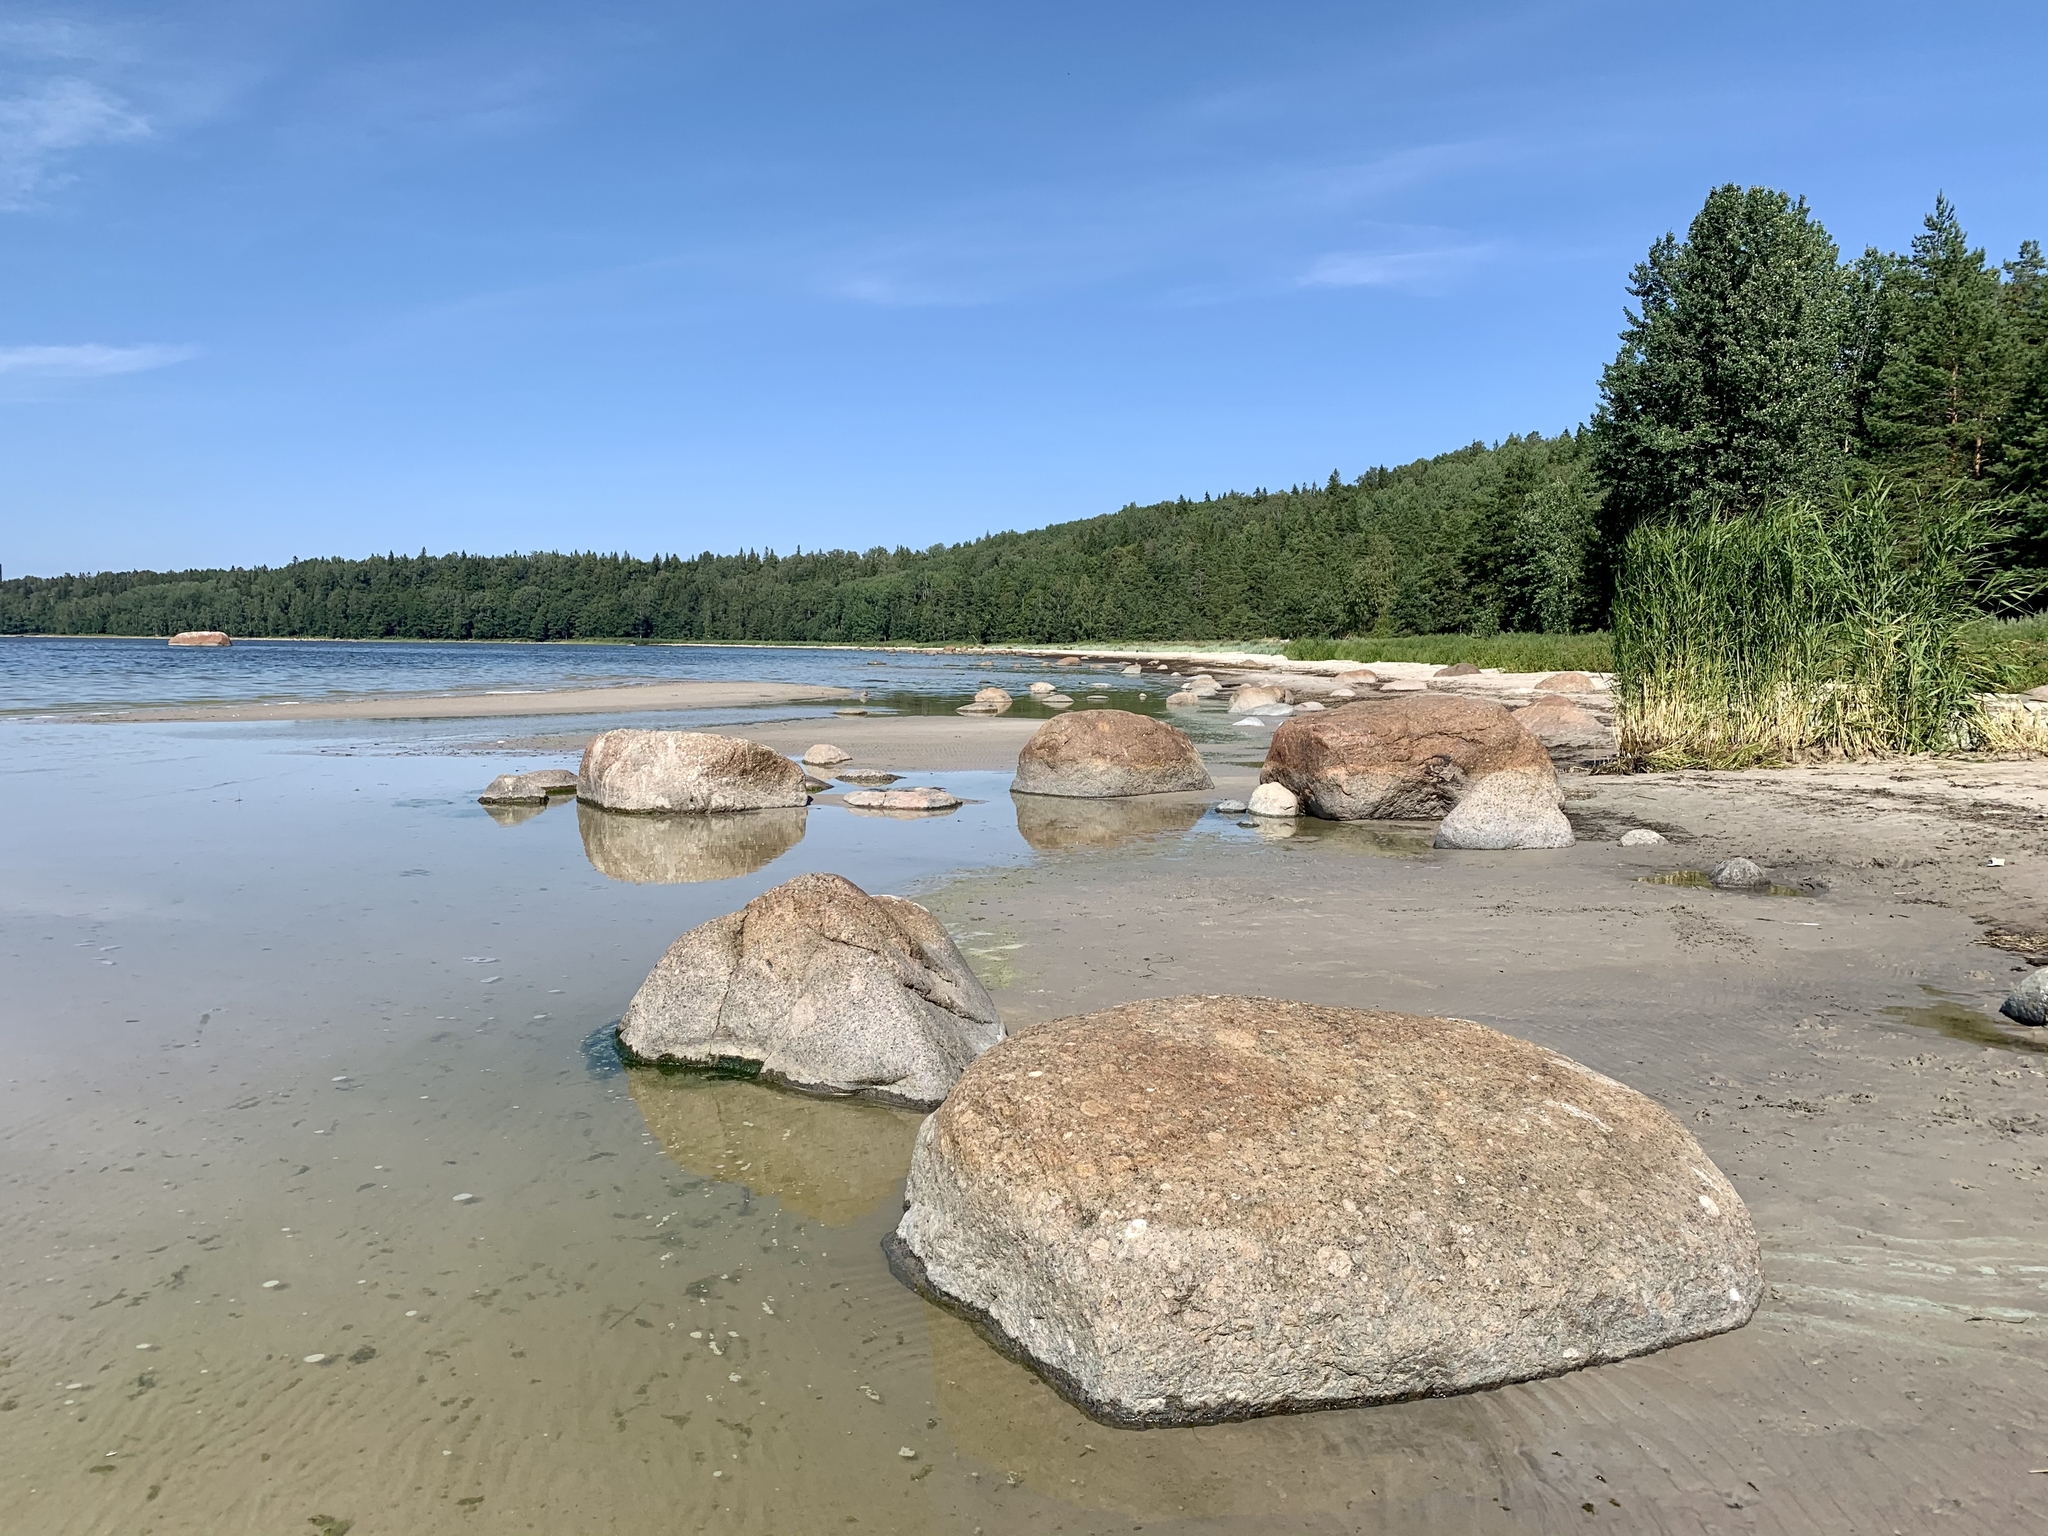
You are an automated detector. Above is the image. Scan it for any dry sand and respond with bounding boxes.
[63,677,851,723]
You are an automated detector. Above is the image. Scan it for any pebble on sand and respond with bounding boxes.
[262,1280,283,1289]
[304,1354,329,1364]
[1619,828,1667,846]
[452,1192,477,1203]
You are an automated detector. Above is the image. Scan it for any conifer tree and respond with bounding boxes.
[1591,185,1854,555]
[1867,197,2018,486]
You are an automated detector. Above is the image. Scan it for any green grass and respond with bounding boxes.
[1285,632,1613,672]
[1612,486,2020,768]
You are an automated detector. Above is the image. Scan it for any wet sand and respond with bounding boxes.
[5,706,2047,1534]
[58,678,851,723]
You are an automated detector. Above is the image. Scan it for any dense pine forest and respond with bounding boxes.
[4,190,2042,646]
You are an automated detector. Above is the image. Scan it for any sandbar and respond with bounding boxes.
[61,677,852,723]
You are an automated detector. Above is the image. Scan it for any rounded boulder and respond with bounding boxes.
[887,995,1761,1426]
[579,729,808,814]
[1261,694,1571,848]
[1012,710,1212,799]
[479,768,579,804]
[619,873,1003,1107]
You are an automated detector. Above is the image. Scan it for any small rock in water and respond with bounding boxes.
[1247,783,1299,818]
[801,744,853,766]
[973,687,1013,705]
[1619,828,1667,846]
[1028,681,1056,695]
[801,776,831,793]
[2000,969,2048,1026]
[1709,858,1768,889]
[845,787,963,812]
[1213,800,1248,814]
[1164,690,1200,706]
[1120,665,1142,676]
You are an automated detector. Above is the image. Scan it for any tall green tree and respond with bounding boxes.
[1866,196,2019,486]
[1993,240,2048,561]
[1591,185,1854,557]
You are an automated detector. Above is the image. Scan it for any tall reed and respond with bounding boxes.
[1612,485,2020,768]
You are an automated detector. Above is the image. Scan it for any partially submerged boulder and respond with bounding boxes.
[619,872,1003,1107]
[887,995,1761,1426]
[1028,681,1057,696]
[1710,858,1767,890]
[579,729,808,814]
[845,786,963,812]
[974,687,1014,706]
[2000,970,2048,1026]
[1012,710,1212,799]
[1182,675,1221,698]
[478,768,579,804]
[1261,695,1571,849]
[168,630,231,647]
[1164,690,1201,707]
[802,743,853,766]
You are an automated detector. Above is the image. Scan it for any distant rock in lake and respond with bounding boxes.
[886,994,1761,1426]
[168,631,231,647]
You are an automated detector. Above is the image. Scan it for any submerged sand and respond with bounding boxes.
[61,677,852,723]
[4,699,2047,1534]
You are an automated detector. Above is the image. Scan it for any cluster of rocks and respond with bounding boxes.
[581,708,1760,1427]
[1258,693,1574,849]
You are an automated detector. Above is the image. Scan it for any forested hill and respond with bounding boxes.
[1,431,1602,644]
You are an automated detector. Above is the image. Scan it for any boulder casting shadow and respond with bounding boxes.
[578,802,807,884]
[626,1068,925,1225]
[1012,793,1206,851]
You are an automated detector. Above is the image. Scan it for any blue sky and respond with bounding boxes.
[3,1,2044,576]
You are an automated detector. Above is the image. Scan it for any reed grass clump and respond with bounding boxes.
[1612,485,2022,769]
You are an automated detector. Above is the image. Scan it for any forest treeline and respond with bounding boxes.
[4,189,2042,644]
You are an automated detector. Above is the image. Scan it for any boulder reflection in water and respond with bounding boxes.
[626,1069,925,1225]
[483,800,551,827]
[1011,793,1205,851]
[578,803,807,884]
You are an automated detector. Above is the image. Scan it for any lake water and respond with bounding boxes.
[1,639,1380,1535]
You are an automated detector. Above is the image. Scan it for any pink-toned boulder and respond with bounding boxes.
[579,729,808,814]
[1261,694,1570,849]
[168,631,231,647]
[1535,671,1595,692]
[1013,710,1212,798]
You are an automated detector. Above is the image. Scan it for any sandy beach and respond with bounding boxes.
[6,671,2047,1534]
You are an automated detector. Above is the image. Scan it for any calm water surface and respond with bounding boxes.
[0,656,1421,1535]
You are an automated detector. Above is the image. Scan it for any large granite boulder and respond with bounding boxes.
[1513,698,1614,754]
[478,768,579,804]
[618,873,1003,1107]
[1261,695,1571,849]
[887,995,1760,1427]
[578,803,807,884]
[1012,710,1212,798]
[579,729,808,814]
[168,630,231,647]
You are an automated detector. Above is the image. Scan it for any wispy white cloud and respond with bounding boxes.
[1299,244,1496,294]
[0,74,148,207]
[0,343,198,377]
